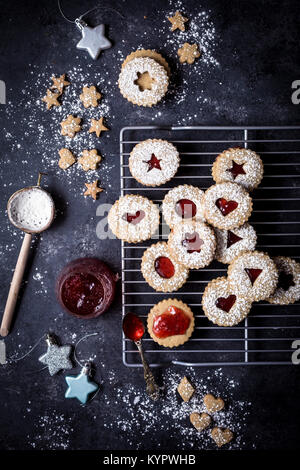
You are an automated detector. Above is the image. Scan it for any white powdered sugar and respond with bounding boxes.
[215,223,257,264]
[162,185,205,228]
[129,139,180,186]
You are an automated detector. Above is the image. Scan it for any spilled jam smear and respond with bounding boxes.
[152,305,190,338]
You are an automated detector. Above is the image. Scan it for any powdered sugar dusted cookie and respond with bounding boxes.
[108,194,159,243]
[129,139,180,187]
[212,147,264,191]
[203,182,252,230]
[162,185,205,228]
[118,56,169,107]
[267,257,300,305]
[168,220,216,269]
[228,251,278,301]
[215,223,257,264]
[141,242,189,292]
[202,277,252,326]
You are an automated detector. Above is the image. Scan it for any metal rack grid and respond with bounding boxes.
[120,126,300,367]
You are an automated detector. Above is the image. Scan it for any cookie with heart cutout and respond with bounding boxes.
[266,256,300,305]
[214,223,257,264]
[168,220,216,269]
[141,242,189,292]
[227,250,278,301]
[129,139,180,187]
[203,182,253,230]
[162,184,205,229]
[107,194,159,243]
[212,147,264,191]
[202,276,252,326]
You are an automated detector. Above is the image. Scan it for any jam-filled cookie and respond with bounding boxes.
[147,298,194,348]
[162,185,205,229]
[228,251,278,301]
[212,147,264,191]
[202,277,252,326]
[118,50,169,107]
[203,182,252,230]
[168,220,216,269]
[129,139,180,187]
[141,242,189,292]
[215,223,257,264]
[267,257,300,305]
[108,194,159,243]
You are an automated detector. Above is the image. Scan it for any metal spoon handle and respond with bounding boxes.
[135,340,160,401]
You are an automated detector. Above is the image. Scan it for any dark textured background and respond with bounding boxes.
[0,0,299,451]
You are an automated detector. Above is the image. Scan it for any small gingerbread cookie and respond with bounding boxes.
[141,242,189,292]
[89,117,108,138]
[267,257,300,305]
[177,376,195,402]
[168,220,216,269]
[212,147,264,191]
[61,115,81,138]
[108,194,160,243]
[228,250,278,301]
[203,182,252,230]
[78,149,102,171]
[50,74,70,92]
[58,148,76,170]
[215,223,257,264]
[42,89,61,109]
[190,412,211,432]
[129,139,180,187]
[178,43,201,64]
[162,185,205,229]
[211,427,234,448]
[80,85,101,108]
[202,277,252,326]
[84,180,103,200]
[203,393,225,413]
[168,11,188,32]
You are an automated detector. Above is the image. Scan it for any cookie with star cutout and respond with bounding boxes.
[129,139,180,187]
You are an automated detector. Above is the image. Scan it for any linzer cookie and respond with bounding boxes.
[141,242,189,292]
[212,147,264,191]
[228,250,278,301]
[162,185,205,229]
[108,194,159,243]
[203,182,252,230]
[168,220,216,269]
[147,299,194,348]
[267,256,300,305]
[118,50,169,107]
[215,223,257,264]
[129,139,180,187]
[202,277,252,326]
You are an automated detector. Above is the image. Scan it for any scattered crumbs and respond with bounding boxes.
[28,412,74,450]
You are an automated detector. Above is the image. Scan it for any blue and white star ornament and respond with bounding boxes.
[65,363,99,404]
[39,334,73,376]
[75,18,111,60]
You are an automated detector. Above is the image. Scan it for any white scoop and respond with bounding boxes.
[1,176,55,336]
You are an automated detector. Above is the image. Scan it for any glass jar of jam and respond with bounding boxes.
[56,258,118,319]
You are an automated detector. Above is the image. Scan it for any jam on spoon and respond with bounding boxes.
[216,295,236,313]
[175,199,197,219]
[216,198,238,216]
[144,154,162,172]
[227,230,243,248]
[154,256,175,279]
[152,305,190,339]
[245,268,262,285]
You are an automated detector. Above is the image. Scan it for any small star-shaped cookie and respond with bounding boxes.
[42,89,61,109]
[79,149,102,171]
[51,74,70,92]
[178,43,201,64]
[58,148,76,170]
[80,85,102,108]
[84,180,104,200]
[168,11,188,32]
[89,117,109,138]
[61,115,81,138]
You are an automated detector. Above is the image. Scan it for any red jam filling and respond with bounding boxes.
[175,199,197,219]
[227,230,243,248]
[216,198,238,216]
[152,305,190,338]
[122,210,145,225]
[123,312,145,342]
[61,273,104,316]
[154,256,175,279]
[216,295,236,313]
[278,271,295,291]
[245,268,262,285]
[226,161,246,179]
[144,154,162,172]
[181,232,204,253]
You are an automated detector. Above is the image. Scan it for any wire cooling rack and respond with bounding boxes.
[120,126,300,367]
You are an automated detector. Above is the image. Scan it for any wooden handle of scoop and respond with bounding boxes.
[0,232,32,336]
